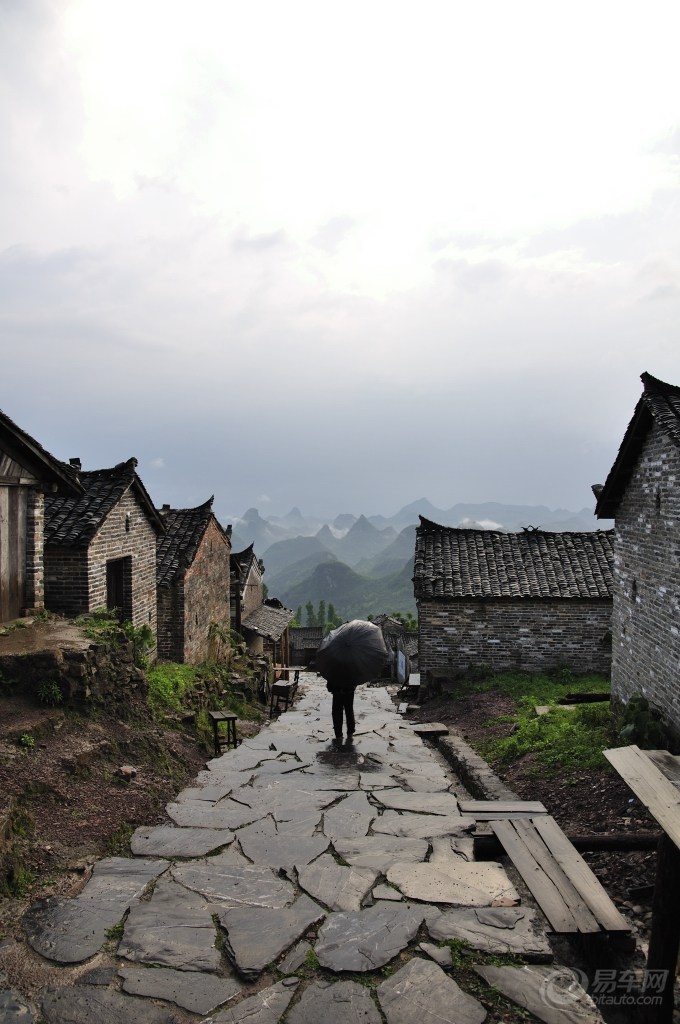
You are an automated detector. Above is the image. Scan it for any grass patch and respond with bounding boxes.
[146,663,202,715]
[453,670,614,776]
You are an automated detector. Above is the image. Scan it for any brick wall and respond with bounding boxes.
[418,598,612,678]
[23,488,45,614]
[45,490,158,641]
[241,562,264,619]
[610,427,680,731]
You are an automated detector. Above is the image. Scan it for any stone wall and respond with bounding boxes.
[610,427,680,732]
[0,637,147,711]
[23,488,45,614]
[418,598,612,678]
[45,489,158,640]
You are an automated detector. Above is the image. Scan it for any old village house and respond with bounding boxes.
[413,516,614,684]
[0,409,82,622]
[595,372,680,734]
[156,498,232,664]
[44,458,164,638]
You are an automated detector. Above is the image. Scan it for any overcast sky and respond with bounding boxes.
[2,1,679,524]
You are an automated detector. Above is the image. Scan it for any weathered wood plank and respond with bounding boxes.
[510,819,601,934]
[490,819,580,933]
[604,745,680,851]
[531,816,630,932]
[460,801,547,816]
[645,749,680,789]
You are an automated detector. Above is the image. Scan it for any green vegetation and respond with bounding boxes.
[37,681,64,706]
[617,693,672,749]
[450,670,613,776]
[147,662,201,715]
[18,733,35,750]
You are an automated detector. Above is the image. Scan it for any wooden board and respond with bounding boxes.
[604,744,680,851]
[460,800,547,817]
[491,818,581,932]
[531,816,630,932]
[645,749,680,789]
[491,816,630,935]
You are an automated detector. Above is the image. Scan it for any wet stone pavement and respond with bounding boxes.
[0,674,604,1023]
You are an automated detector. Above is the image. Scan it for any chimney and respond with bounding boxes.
[160,504,171,515]
[69,458,81,471]
[226,524,233,538]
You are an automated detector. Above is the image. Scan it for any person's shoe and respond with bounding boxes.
[332,735,343,747]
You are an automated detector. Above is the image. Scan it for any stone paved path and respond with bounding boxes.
[0,674,604,1023]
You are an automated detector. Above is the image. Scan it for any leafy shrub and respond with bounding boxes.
[617,694,672,749]
[37,681,64,706]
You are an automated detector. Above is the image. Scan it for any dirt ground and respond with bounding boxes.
[419,689,659,937]
[0,692,211,936]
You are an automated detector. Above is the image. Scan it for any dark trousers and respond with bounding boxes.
[332,689,355,737]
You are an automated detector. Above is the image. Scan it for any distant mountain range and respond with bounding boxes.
[224,499,608,621]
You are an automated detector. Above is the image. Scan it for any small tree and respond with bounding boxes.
[305,601,316,627]
[317,600,326,629]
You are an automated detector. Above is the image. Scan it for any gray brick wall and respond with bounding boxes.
[610,427,680,730]
[45,489,158,642]
[418,598,612,677]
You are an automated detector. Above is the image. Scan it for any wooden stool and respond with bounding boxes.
[208,711,239,757]
[269,681,295,718]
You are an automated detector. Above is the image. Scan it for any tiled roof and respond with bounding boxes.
[242,604,294,641]
[156,498,227,586]
[596,372,680,518]
[45,459,164,547]
[413,517,614,600]
[0,408,82,494]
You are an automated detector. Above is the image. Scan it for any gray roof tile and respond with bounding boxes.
[413,517,614,600]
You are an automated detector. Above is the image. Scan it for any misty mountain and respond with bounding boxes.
[277,558,416,620]
[354,524,417,578]
[260,534,332,579]
[328,515,398,567]
[267,550,339,596]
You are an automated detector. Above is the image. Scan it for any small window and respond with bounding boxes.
[655,488,662,513]
[631,579,638,601]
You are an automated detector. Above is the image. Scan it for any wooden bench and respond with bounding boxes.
[208,711,239,758]
[490,814,631,935]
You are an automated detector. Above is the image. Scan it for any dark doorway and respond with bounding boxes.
[106,557,132,620]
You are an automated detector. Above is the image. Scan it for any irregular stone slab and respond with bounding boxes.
[278,940,312,973]
[130,825,233,857]
[333,836,428,870]
[251,756,313,778]
[395,774,452,793]
[208,979,299,1024]
[427,905,552,959]
[206,748,281,772]
[119,965,242,1014]
[287,980,382,1024]
[373,811,475,840]
[165,799,262,830]
[378,958,485,1024]
[298,770,362,791]
[218,894,325,980]
[172,859,294,908]
[0,986,33,1022]
[412,722,449,737]
[372,884,403,902]
[315,903,425,971]
[418,941,452,968]
[297,855,378,911]
[387,861,519,907]
[323,792,375,842]
[359,771,401,789]
[41,986,173,1024]
[474,965,603,1024]
[23,857,168,964]
[176,770,251,803]
[236,818,329,871]
[118,877,220,973]
[373,789,460,816]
